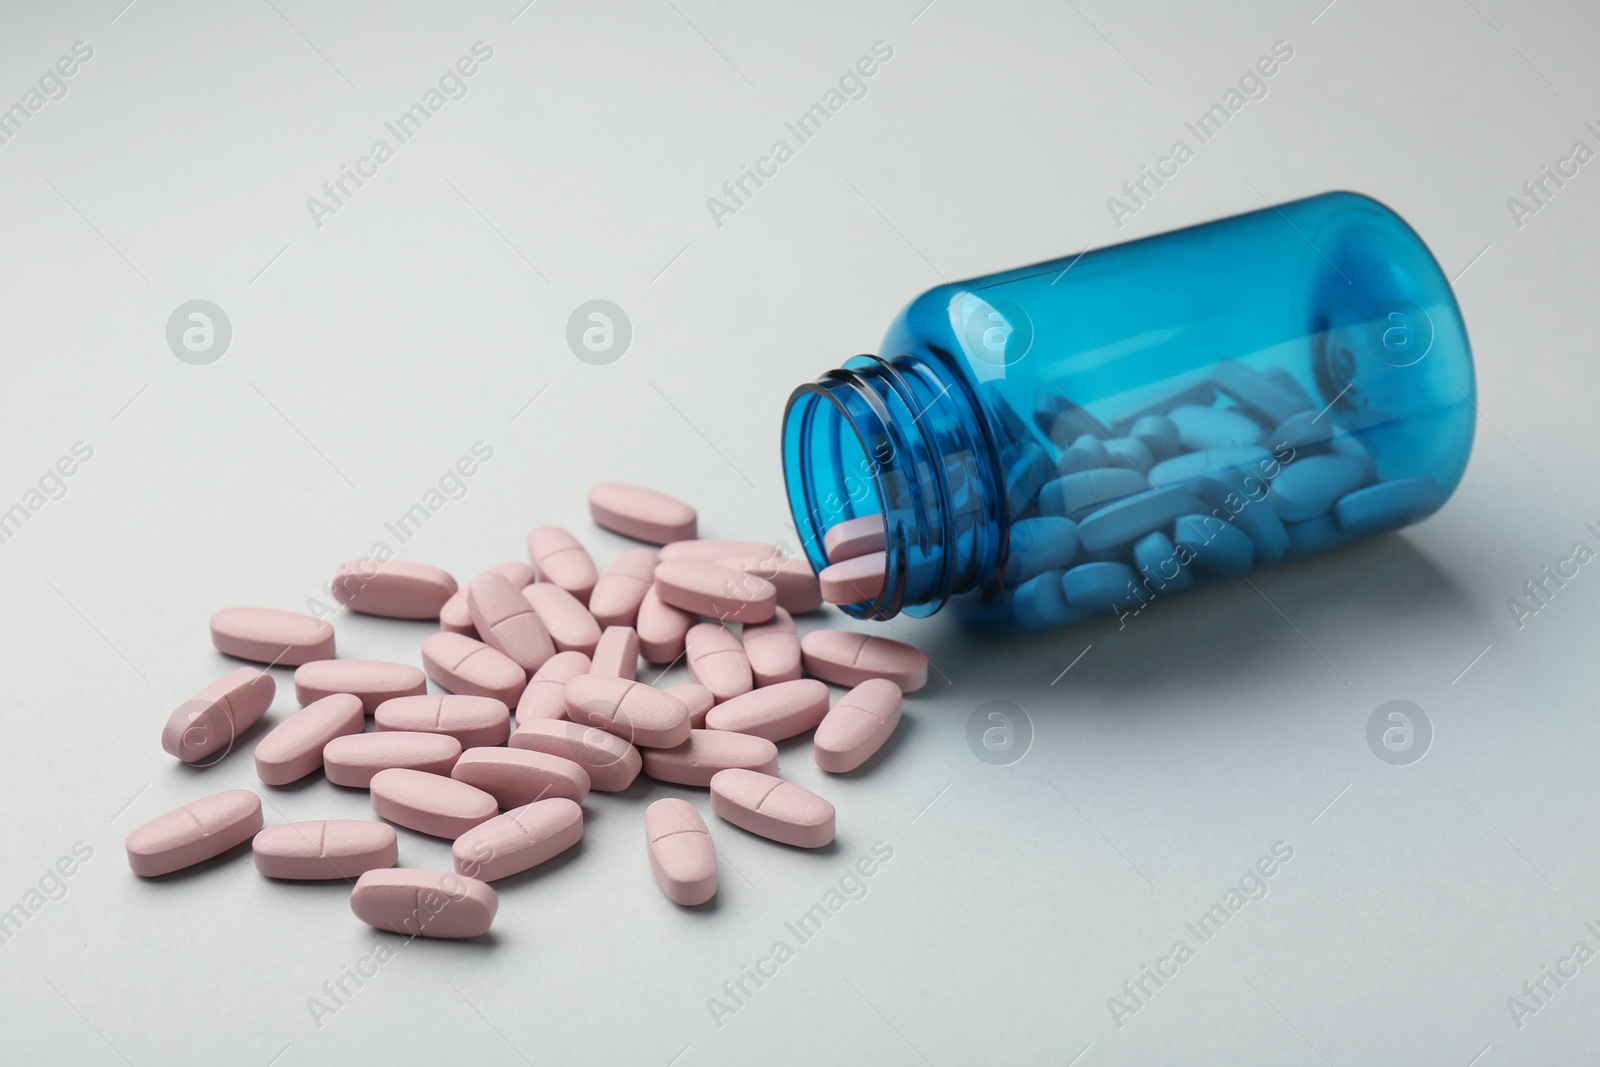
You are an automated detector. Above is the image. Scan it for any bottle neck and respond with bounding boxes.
[782,353,1006,620]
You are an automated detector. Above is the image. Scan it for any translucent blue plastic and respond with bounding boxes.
[782,191,1475,632]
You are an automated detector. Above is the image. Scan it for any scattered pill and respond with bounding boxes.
[819,552,886,605]
[370,768,497,839]
[419,632,527,705]
[294,659,428,715]
[126,789,263,877]
[1062,561,1141,612]
[741,608,801,687]
[521,583,603,657]
[526,526,598,603]
[1076,486,1204,552]
[799,629,928,692]
[451,746,591,807]
[590,626,641,680]
[710,769,835,849]
[660,539,782,562]
[467,571,556,673]
[665,684,716,729]
[254,693,364,785]
[640,729,779,787]
[1335,477,1443,535]
[163,667,275,764]
[350,868,497,939]
[654,560,777,624]
[636,585,695,664]
[716,553,824,615]
[645,799,717,906]
[824,515,887,563]
[374,694,511,749]
[453,798,584,882]
[514,651,591,722]
[209,607,334,666]
[814,678,903,773]
[508,719,642,792]
[589,548,659,628]
[323,732,463,788]
[253,820,398,881]
[440,562,538,637]
[686,623,754,702]
[1269,454,1369,522]
[331,560,458,620]
[564,675,691,749]
[705,679,829,742]
[588,483,698,545]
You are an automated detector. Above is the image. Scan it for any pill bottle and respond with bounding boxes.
[781,191,1474,632]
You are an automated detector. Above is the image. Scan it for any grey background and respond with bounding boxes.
[1,0,1597,1064]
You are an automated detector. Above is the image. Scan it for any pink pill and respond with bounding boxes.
[641,729,779,787]
[522,583,602,656]
[453,798,584,882]
[660,539,782,562]
[565,675,691,749]
[467,571,556,673]
[440,562,537,636]
[588,483,698,545]
[818,552,887,605]
[324,732,462,788]
[526,526,598,603]
[254,693,364,785]
[163,667,275,765]
[370,768,497,839]
[686,623,753,702]
[589,548,659,628]
[126,789,263,877]
[645,799,717,906]
[824,515,887,562]
[717,554,823,615]
[508,719,641,792]
[654,561,776,624]
[741,608,802,686]
[374,694,511,749]
[709,769,835,849]
[814,678,903,773]
[331,560,457,619]
[800,629,928,692]
[420,632,527,704]
[253,820,398,881]
[350,868,497,939]
[591,626,641,680]
[637,586,694,664]
[515,651,591,722]
[210,607,334,666]
[665,684,715,728]
[294,659,428,715]
[451,746,591,807]
[705,679,829,742]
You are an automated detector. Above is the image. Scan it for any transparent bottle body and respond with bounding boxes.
[782,192,1475,632]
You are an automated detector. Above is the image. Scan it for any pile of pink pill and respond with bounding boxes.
[126,483,924,937]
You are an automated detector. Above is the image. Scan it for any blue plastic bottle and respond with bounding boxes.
[781,191,1475,631]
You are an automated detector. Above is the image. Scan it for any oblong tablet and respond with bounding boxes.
[660,539,782,562]
[294,659,428,715]
[1169,403,1263,451]
[126,789,263,877]
[1003,516,1081,584]
[564,675,691,749]
[641,730,779,787]
[1335,477,1443,535]
[645,799,717,905]
[589,548,659,629]
[252,820,397,880]
[1269,454,1368,522]
[799,629,928,692]
[818,553,886,605]
[515,651,591,722]
[588,483,698,545]
[655,561,776,624]
[1147,445,1270,489]
[665,684,716,729]
[440,562,537,637]
[824,515,886,563]
[1039,468,1149,520]
[254,693,364,785]
[332,560,457,620]
[420,632,527,705]
[709,769,834,848]
[1062,561,1141,613]
[508,719,641,791]
[467,571,555,673]
[716,554,824,615]
[210,607,334,666]
[814,678,903,773]
[636,586,694,664]
[374,694,511,748]
[323,732,462,788]
[742,608,801,687]
[686,623,754,702]
[522,583,602,656]
[527,526,598,603]
[350,868,496,939]
[163,667,275,764]
[1076,486,1204,552]
[590,626,640,680]
[453,798,584,882]
[705,679,829,742]
[1172,514,1255,576]
[451,746,591,807]
[370,768,497,839]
